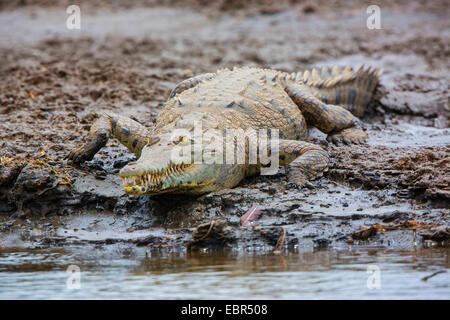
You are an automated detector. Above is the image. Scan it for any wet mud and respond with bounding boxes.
[0,1,449,252]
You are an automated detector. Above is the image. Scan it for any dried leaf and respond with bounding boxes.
[0,155,14,165]
[352,226,377,240]
[352,220,442,241]
[240,206,263,227]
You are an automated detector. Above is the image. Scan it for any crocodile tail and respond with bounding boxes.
[296,65,383,117]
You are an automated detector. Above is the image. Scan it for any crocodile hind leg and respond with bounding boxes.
[285,84,368,145]
[278,140,329,185]
[67,113,156,164]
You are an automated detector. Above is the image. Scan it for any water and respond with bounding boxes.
[0,247,448,299]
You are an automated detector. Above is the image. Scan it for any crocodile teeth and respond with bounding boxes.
[122,163,194,190]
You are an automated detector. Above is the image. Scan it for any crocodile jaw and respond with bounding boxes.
[120,162,192,195]
[119,162,221,196]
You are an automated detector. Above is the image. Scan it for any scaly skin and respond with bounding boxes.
[68,66,382,196]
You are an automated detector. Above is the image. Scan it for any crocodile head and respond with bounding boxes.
[119,131,240,196]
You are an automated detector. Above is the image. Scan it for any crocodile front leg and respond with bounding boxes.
[67,113,156,164]
[168,72,216,98]
[278,140,329,185]
[285,83,368,145]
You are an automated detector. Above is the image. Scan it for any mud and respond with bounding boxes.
[0,1,449,252]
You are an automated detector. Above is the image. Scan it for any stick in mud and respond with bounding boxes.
[421,270,447,282]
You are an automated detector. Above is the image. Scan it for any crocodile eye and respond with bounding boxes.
[145,136,160,146]
[173,136,189,145]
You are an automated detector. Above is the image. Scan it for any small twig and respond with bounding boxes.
[421,270,447,282]
[274,229,286,253]
[197,220,216,241]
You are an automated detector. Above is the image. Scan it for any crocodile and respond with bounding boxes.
[68,66,382,195]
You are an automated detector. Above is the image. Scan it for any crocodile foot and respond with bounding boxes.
[66,145,93,164]
[285,164,308,189]
[327,127,368,145]
[66,135,108,164]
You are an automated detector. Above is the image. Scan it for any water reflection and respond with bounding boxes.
[0,247,448,299]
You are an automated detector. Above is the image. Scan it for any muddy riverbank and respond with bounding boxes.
[0,1,449,255]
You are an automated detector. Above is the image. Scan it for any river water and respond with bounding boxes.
[1,247,448,299]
